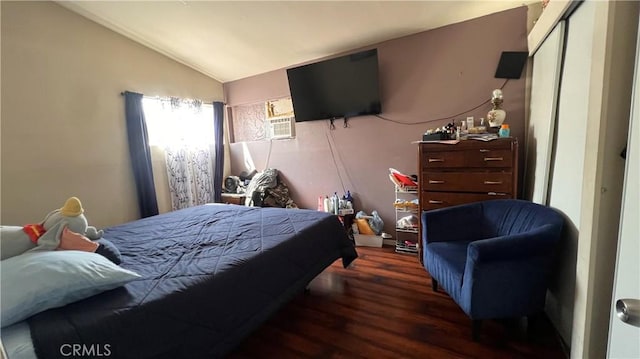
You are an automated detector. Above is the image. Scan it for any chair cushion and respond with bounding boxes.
[424,240,471,303]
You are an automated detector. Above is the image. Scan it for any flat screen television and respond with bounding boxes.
[286,49,381,122]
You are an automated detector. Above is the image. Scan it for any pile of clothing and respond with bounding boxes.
[243,168,298,208]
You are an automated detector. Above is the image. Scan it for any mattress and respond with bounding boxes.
[21,204,357,358]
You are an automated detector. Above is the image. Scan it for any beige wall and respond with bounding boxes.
[1,1,223,228]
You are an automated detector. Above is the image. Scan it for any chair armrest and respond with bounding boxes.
[422,203,487,243]
[460,224,561,319]
[466,224,560,263]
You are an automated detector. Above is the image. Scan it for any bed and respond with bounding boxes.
[1,204,357,358]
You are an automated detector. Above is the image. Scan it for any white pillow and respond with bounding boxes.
[1,250,140,328]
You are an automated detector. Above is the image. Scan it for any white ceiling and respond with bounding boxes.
[58,1,533,83]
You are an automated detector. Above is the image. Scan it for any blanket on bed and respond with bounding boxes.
[28,205,357,358]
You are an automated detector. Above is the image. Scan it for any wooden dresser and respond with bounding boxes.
[418,138,518,211]
[417,138,518,261]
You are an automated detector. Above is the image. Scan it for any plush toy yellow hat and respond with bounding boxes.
[60,197,84,217]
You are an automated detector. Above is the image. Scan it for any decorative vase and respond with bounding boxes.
[487,108,506,128]
[487,89,506,128]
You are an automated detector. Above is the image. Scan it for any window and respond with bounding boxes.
[142,98,214,148]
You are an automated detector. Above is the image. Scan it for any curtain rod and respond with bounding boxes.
[119,92,180,100]
[120,92,223,104]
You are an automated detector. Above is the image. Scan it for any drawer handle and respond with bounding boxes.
[428,200,444,204]
[428,158,445,163]
[428,180,445,184]
[484,181,503,185]
[484,157,504,161]
[488,192,508,196]
[479,149,491,153]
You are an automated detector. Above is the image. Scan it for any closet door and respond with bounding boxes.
[560,1,639,357]
[525,1,638,356]
[525,21,565,204]
[548,2,596,220]
[607,18,640,355]
[542,2,598,348]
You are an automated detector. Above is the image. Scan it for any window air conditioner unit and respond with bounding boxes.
[265,116,295,139]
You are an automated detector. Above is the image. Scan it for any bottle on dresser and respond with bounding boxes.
[499,124,511,137]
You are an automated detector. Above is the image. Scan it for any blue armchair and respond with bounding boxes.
[421,199,564,339]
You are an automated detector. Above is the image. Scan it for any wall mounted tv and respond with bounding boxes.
[286,48,382,122]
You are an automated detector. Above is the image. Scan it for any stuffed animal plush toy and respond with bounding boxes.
[0,197,103,260]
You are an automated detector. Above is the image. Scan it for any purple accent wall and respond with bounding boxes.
[224,7,528,235]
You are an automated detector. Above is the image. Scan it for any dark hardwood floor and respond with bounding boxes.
[229,246,567,358]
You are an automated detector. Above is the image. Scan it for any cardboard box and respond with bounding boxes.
[354,234,383,247]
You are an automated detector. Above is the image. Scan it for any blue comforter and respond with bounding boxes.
[28,204,357,358]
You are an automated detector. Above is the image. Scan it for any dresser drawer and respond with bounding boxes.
[421,192,511,210]
[422,148,513,169]
[464,149,513,168]
[422,172,513,193]
[421,151,466,169]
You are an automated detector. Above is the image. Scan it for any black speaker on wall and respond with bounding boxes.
[494,51,529,79]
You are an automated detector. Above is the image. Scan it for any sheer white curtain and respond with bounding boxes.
[142,97,215,210]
